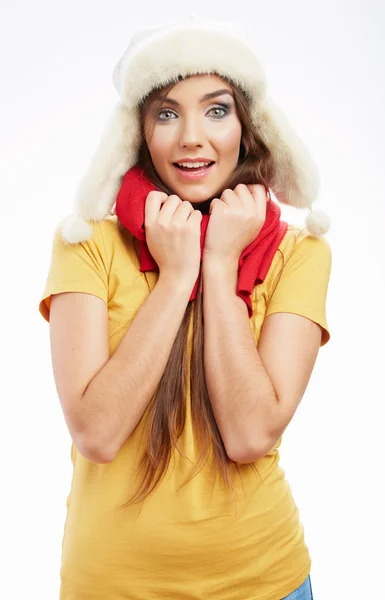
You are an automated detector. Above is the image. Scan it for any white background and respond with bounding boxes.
[1,1,384,598]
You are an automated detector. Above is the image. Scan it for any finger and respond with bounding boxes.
[158,194,182,224]
[144,191,168,228]
[247,184,268,219]
[174,200,195,220]
[209,198,224,215]
[220,188,240,209]
[188,209,203,226]
[247,184,268,202]
[232,183,255,208]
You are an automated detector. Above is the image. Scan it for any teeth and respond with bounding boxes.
[177,161,211,168]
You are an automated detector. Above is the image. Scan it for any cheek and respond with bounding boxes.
[147,127,174,166]
[211,121,242,157]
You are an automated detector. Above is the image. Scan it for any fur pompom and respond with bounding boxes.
[60,215,93,244]
[305,209,330,237]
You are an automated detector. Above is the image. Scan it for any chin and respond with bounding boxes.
[168,183,218,204]
[180,192,214,204]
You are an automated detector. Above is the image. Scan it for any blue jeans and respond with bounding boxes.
[281,575,313,599]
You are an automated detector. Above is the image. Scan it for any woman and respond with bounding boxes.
[39,16,331,600]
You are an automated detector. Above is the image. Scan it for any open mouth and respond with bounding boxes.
[172,161,216,180]
[173,161,215,172]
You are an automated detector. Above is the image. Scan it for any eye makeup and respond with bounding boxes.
[158,102,232,122]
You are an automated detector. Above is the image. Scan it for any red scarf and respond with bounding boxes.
[115,165,288,318]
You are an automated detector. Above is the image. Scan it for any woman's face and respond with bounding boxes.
[143,74,243,205]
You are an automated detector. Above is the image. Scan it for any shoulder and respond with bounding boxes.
[55,215,135,257]
[89,215,134,249]
[264,224,332,294]
[98,215,138,264]
[47,216,139,281]
[96,215,129,238]
[278,225,332,263]
[272,225,332,279]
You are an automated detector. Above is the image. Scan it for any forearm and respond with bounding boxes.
[80,272,193,462]
[202,258,278,463]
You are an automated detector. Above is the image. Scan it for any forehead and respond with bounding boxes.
[164,73,232,98]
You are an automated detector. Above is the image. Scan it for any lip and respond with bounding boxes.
[172,162,215,181]
[174,157,215,163]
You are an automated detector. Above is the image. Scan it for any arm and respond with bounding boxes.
[202,258,322,464]
[49,272,193,464]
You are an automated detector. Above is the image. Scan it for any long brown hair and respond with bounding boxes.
[118,75,277,509]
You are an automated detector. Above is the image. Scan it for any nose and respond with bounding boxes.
[178,115,204,149]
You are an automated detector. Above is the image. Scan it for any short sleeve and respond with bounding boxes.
[39,221,109,322]
[265,233,332,346]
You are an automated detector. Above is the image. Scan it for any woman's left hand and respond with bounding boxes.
[203,183,268,265]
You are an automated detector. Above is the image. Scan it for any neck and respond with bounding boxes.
[192,198,213,215]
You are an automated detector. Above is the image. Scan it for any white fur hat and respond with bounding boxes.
[61,15,330,244]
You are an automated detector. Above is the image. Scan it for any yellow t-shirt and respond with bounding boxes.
[39,216,331,600]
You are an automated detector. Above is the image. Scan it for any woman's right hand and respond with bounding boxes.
[144,191,203,285]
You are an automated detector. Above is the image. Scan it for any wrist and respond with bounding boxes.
[202,254,239,276]
[158,269,197,294]
[202,256,239,294]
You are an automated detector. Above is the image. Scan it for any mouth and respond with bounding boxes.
[172,161,216,180]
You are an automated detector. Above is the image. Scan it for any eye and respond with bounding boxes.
[158,109,177,121]
[207,105,230,119]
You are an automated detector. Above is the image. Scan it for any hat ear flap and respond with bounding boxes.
[75,103,141,222]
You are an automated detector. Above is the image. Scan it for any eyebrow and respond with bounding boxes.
[160,89,234,106]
